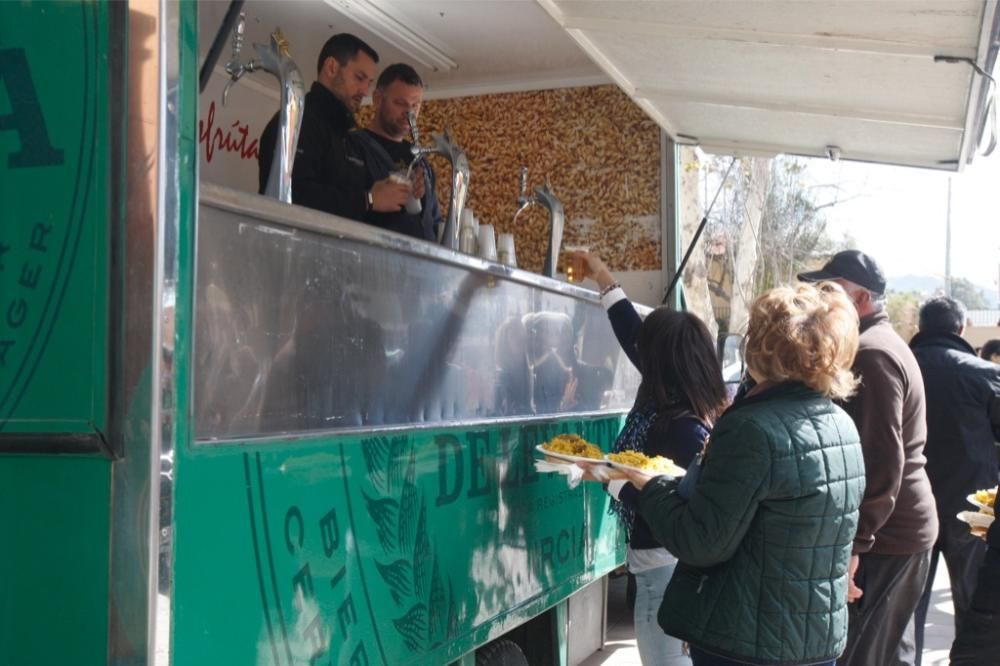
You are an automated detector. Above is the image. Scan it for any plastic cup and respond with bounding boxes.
[563,245,589,283]
[390,170,422,214]
[498,233,517,268]
[478,225,498,261]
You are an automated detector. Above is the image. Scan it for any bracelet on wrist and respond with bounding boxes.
[599,282,622,297]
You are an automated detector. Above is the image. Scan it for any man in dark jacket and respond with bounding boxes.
[951,518,1000,664]
[257,34,410,220]
[910,296,1000,664]
[799,250,938,666]
[350,63,443,241]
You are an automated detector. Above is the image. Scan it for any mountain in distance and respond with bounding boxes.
[888,274,999,308]
[888,275,943,294]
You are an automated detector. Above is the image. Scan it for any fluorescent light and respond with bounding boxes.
[323,0,457,72]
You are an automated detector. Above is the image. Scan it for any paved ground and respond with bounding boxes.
[581,564,955,666]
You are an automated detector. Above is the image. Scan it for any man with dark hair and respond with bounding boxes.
[909,296,1000,664]
[350,63,442,241]
[798,250,938,666]
[258,34,410,220]
[982,338,1000,363]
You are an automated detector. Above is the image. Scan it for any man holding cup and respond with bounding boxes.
[351,63,443,241]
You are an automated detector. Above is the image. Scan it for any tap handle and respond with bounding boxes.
[519,166,529,197]
[228,12,246,70]
[407,110,420,143]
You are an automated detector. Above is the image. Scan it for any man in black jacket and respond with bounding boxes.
[951,518,1000,664]
[910,296,1000,664]
[257,34,409,219]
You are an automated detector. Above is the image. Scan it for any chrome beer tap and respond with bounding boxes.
[223,14,305,204]
[408,111,470,250]
[512,167,564,278]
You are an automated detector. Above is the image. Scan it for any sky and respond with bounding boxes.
[801,151,1000,294]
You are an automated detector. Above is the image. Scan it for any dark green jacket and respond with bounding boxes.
[638,382,865,665]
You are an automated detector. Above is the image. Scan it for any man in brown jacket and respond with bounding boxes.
[800,250,938,666]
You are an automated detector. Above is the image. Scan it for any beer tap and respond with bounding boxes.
[407,110,470,250]
[222,14,305,204]
[512,167,564,278]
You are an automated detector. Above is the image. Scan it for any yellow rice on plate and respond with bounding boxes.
[541,434,604,460]
[606,450,684,475]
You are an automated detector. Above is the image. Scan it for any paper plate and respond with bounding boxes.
[957,510,995,530]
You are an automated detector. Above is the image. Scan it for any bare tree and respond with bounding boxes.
[702,155,852,334]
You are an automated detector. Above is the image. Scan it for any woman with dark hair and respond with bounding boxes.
[576,253,729,665]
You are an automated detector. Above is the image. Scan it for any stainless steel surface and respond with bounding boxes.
[223,18,305,204]
[410,118,470,250]
[661,131,679,308]
[513,166,565,278]
[152,0,181,662]
[107,1,162,663]
[567,579,607,666]
[195,184,643,441]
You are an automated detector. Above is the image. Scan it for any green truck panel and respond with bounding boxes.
[174,417,626,665]
[0,455,111,666]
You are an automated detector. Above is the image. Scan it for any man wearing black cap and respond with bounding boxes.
[799,250,938,666]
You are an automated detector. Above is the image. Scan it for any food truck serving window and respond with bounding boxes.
[194,193,641,441]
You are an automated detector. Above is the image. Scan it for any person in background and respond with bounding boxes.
[950,518,1000,663]
[621,282,865,665]
[908,297,1000,664]
[798,250,937,666]
[981,338,1000,363]
[350,63,443,241]
[577,253,728,665]
[257,34,409,220]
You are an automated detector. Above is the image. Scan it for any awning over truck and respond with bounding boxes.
[538,0,1000,170]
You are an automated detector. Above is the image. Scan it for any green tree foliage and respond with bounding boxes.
[948,277,989,310]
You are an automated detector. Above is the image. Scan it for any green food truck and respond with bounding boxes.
[2,2,996,665]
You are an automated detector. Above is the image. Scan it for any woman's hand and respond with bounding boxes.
[575,460,611,483]
[621,467,656,491]
[573,251,616,291]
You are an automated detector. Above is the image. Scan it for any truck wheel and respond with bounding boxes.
[475,639,529,666]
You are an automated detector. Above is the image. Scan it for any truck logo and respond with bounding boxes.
[0,18,95,431]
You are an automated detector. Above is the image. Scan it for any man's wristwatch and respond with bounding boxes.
[366,190,374,212]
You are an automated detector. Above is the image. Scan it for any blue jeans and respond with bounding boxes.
[634,563,690,665]
[690,645,835,666]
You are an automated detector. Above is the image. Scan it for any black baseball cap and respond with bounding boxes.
[797,250,886,294]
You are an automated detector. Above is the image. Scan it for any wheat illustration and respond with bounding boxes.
[361,489,398,552]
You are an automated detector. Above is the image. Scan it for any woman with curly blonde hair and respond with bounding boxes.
[624,282,867,666]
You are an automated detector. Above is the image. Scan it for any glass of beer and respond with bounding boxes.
[563,245,589,283]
